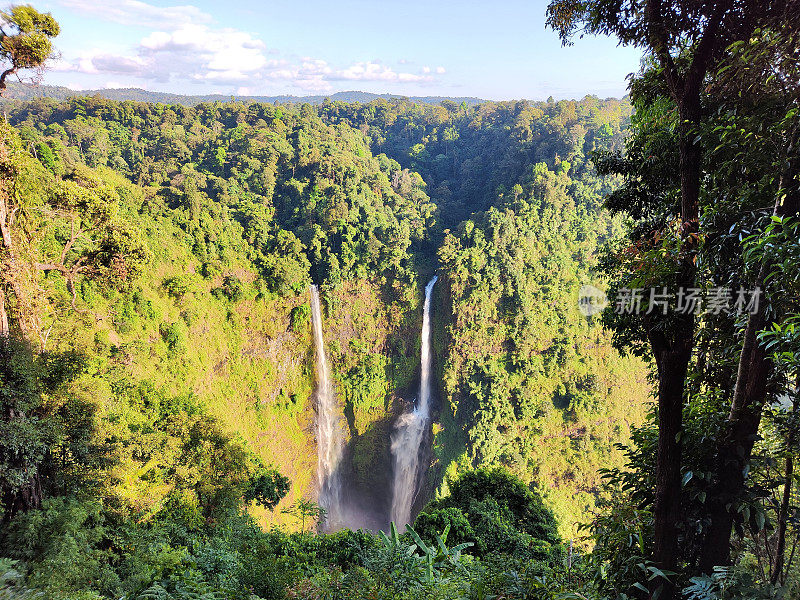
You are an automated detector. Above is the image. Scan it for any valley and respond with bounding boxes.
[3,2,797,592]
[0,93,647,540]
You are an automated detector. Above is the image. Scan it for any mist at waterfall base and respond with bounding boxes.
[308,278,438,532]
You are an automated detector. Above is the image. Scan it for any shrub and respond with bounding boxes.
[416,467,561,562]
[413,506,476,550]
[244,469,290,511]
[162,275,196,300]
[159,322,187,354]
[200,261,221,279]
[4,497,122,598]
[215,274,244,302]
[290,304,310,333]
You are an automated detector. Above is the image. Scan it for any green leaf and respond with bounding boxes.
[755,509,765,531]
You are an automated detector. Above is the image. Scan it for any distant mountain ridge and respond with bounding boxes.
[0,82,485,107]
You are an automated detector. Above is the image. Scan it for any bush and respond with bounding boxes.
[0,559,38,600]
[290,304,310,333]
[162,275,196,300]
[413,506,476,549]
[159,322,187,354]
[200,261,221,279]
[214,274,244,302]
[35,140,59,173]
[244,469,290,510]
[416,467,561,562]
[4,497,122,598]
[340,345,389,410]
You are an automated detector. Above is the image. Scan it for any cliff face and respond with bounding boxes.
[431,165,650,541]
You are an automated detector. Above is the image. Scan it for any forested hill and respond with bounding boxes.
[319,97,631,226]
[0,82,485,107]
[0,93,647,597]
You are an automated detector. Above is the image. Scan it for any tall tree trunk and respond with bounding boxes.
[0,287,8,337]
[649,99,702,600]
[0,191,12,250]
[773,389,800,584]
[772,444,794,584]
[649,325,694,600]
[1,190,13,339]
[698,320,770,572]
[677,103,702,241]
[0,186,41,344]
[699,152,800,574]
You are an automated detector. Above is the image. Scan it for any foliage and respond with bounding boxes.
[416,468,561,563]
[0,30,655,600]
[282,498,327,532]
[0,5,59,93]
[582,18,800,600]
[245,467,290,511]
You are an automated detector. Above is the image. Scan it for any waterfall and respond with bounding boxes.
[309,285,344,529]
[390,275,438,528]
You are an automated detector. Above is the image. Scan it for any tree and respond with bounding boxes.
[0,5,59,94]
[0,338,87,520]
[0,338,50,518]
[415,468,560,560]
[244,467,290,511]
[34,167,151,313]
[281,498,326,532]
[696,26,800,574]
[547,2,800,597]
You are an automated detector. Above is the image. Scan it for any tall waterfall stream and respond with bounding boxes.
[310,284,345,529]
[390,275,438,527]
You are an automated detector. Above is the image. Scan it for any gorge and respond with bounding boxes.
[0,90,659,597]
[0,94,648,538]
[309,276,440,531]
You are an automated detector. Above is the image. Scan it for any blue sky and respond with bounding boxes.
[33,0,644,100]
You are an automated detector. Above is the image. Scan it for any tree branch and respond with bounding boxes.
[645,0,684,99]
[683,0,735,100]
[0,65,17,94]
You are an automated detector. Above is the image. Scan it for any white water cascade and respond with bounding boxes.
[310,285,344,529]
[390,275,438,528]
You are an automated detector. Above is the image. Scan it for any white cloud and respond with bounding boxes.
[90,54,148,74]
[435,66,446,74]
[62,24,267,84]
[256,59,435,92]
[335,62,395,81]
[139,24,268,82]
[57,0,445,92]
[329,61,431,83]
